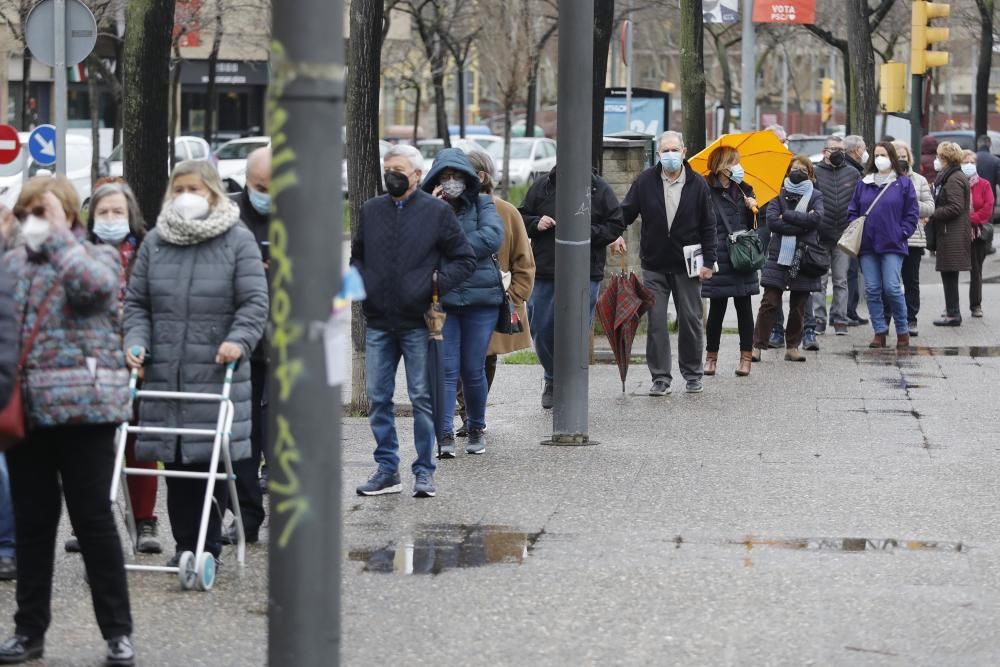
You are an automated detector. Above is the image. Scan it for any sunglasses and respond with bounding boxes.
[12,205,47,222]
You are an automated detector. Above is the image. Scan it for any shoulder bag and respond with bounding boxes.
[837,182,891,257]
[492,255,523,335]
[712,195,765,273]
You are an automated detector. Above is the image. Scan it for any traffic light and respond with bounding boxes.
[821,78,834,123]
[911,1,950,75]
[880,62,907,113]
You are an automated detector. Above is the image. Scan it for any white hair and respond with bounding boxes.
[384,144,424,172]
[844,135,866,155]
[765,124,787,141]
[658,130,685,149]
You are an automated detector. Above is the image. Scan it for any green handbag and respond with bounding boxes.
[713,198,765,273]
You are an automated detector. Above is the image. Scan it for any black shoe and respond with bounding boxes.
[106,636,135,667]
[541,381,554,409]
[136,520,162,555]
[437,433,456,459]
[259,465,269,494]
[0,557,14,581]
[0,635,43,664]
[222,522,259,545]
[847,315,869,327]
[455,420,469,438]
[933,316,962,327]
[64,535,80,553]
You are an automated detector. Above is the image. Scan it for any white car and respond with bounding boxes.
[342,140,391,196]
[0,133,95,210]
[215,136,271,192]
[105,136,214,179]
[418,136,502,181]
[490,138,557,186]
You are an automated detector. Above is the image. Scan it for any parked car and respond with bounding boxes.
[215,136,271,192]
[930,130,1000,156]
[489,137,557,186]
[0,133,95,210]
[786,134,829,163]
[104,135,214,179]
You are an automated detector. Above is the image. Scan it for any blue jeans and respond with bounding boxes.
[366,327,436,476]
[860,253,908,335]
[527,279,601,383]
[441,306,497,434]
[0,454,13,558]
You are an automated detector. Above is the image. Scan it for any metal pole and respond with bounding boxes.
[740,0,755,131]
[268,0,344,664]
[625,19,633,130]
[545,0,594,446]
[911,73,923,160]
[53,0,66,176]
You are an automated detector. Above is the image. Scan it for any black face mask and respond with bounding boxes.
[384,171,410,197]
[788,170,808,184]
[898,160,910,173]
[829,151,846,167]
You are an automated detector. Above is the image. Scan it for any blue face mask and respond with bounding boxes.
[249,189,271,215]
[93,218,131,244]
[659,152,683,173]
[728,163,745,184]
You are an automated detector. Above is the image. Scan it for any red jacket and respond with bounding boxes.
[970,175,995,227]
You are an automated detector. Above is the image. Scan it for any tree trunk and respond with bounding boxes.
[169,45,183,170]
[846,0,876,149]
[714,35,733,134]
[974,0,994,139]
[204,2,223,146]
[124,0,175,228]
[19,47,31,130]
[525,57,540,138]
[501,104,512,197]
[456,65,466,138]
[431,47,450,144]
[841,49,851,134]
[679,0,706,153]
[113,38,124,148]
[413,85,422,143]
[88,58,100,189]
[346,0,386,416]
[592,0,614,171]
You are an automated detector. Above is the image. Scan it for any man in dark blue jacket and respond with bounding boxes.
[612,130,717,396]
[351,144,475,499]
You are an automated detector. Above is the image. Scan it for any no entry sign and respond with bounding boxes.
[0,125,20,165]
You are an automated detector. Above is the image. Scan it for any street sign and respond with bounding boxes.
[24,0,97,67]
[29,125,57,166]
[0,125,21,165]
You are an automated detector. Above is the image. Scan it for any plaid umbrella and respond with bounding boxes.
[595,257,656,392]
[424,272,448,456]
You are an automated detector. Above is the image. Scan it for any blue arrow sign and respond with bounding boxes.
[28,124,57,166]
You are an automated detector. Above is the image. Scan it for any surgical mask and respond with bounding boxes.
[728,163,745,183]
[659,152,683,172]
[93,217,130,244]
[788,170,809,185]
[440,178,466,199]
[171,192,210,220]
[384,171,410,198]
[829,151,846,167]
[961,163,977,178]
[22,215,51,252]
[874,156,892,173]
[248,189,271,216]
[861,150,869,164]
[933,158,943,172]
[898,160,910,174]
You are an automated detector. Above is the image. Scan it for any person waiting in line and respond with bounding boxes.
[843,135,869,328]
[124,161,268,565]
[848,141,918,349]
[455,149,535,437]
[752,156,825,363]
[520,163,624,409]
[927,141,972,327]
[612,130,717,396]
[701,145,759,377]
[963,149,995,319]
[0,257,15,583]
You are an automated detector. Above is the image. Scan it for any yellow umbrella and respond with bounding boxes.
[688,131,794,208]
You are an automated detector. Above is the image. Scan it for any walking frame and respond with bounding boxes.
[109,348,245,591]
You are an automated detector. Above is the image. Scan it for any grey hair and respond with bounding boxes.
[384,144,424,173]
[891,140,913,163]
[90,182,145,238]
[825,134,845,147]
[844,135,866,155]
[658,130,685,149]
[164,160,229,208]
[765,124,786,141]
[464,148,496,194]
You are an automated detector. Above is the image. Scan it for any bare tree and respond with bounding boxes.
[404,0,458,143]
[593,0,615,170]
[679,0,706,152]
[524,0,558,138]
[973,0,995,137]
[706,22,739,134]
[203,0,224,146]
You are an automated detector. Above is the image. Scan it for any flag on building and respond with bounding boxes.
[68,63,86,83]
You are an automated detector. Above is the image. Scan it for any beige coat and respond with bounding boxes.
[488,196,535,355]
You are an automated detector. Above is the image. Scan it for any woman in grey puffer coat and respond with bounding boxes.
[124,160,268,563]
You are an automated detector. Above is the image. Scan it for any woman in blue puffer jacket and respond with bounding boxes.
[422,148,504,459]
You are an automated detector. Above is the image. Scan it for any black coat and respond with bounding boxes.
[976,148,1000,194]
[620,161,718,275]
[701,176,759,299]
[761,188,826,293]
[233,188,270,361]
[0,263,16,407]
[518,168,626,281]
[813,160,861,246]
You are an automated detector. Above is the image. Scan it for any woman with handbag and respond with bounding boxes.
[962,150,995,319]
[419,149,503,458]
[752,156,826,363]
[847,141,918,348]
[927,141,972,327]
[0,176,135,666]
[701,145,760,377]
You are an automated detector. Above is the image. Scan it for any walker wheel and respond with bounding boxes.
[177,551,196,590]
[196,552,216,591]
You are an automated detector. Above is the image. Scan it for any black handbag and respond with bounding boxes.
[491,255,523,335]
[794,236,831,278]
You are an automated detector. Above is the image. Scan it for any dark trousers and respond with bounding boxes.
[847,256,862,318]
[941,271,961,318]
[226,360,267,532]
[456,354,498,422]
[706,296,755,353]
[970,240,989,309]
[754,288,810,349]
[165,459,227,558]
[7,423,132,640]
[882,246,923,326]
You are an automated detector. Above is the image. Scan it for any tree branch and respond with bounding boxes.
[867,0,897,32]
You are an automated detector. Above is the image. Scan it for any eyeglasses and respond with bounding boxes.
[12,205,46,222]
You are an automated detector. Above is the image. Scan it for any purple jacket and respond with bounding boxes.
[848,174,919,257]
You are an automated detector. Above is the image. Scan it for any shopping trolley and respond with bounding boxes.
[109,347,246,591]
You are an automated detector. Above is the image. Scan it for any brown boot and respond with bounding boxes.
[784,348,806,362]
[868,333,887,348]
[704,351,718,376]
[735,351,752,376]
[896,332,910,349]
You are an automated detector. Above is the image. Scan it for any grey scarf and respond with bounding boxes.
[155,199,240,246]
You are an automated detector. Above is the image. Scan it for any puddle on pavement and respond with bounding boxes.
[849,346,1000,360]
[734,536,967,553]
[347,524,541,575]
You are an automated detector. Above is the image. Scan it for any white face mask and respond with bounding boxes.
[961,163,977,178]
[171,192,210,220]
[933,158,943,172]
[93,217,131,244]
[861,150,870,164]
[874,156,892,173]
[21,215,51,251]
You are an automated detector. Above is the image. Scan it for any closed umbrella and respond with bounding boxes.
[688,130,793,208]
[424,272,448,457]
[595,256,656,392]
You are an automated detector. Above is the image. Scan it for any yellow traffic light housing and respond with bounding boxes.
[995,92,1000,114]
[821,78,834,122]
[880,62,907,113]
[911,1,950,75]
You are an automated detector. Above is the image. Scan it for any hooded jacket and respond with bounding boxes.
[421,148,505,309]
[518,167,626,281]
[813,159,861,245]
[920,136,939,182]
[848,173,919,257]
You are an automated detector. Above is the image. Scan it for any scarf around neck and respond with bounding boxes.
[155,199,240,246]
